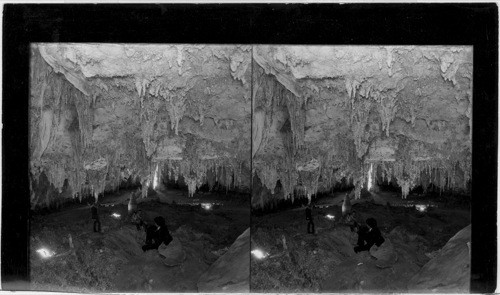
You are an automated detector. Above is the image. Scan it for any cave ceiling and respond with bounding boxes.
[252,46,472,205]
[30,44,251,206]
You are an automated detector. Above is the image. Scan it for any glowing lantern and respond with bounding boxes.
[111,213,121,218]
[251,249,269,259]
[325,214,335,220]
[415,204,428,212]
[201,203,212,210]
[36,248,55,259]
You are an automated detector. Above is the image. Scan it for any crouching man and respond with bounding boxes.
[142,216,173,252]
[354,217,397,268]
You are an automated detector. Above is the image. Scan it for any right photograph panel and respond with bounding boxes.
[250,46,472,293]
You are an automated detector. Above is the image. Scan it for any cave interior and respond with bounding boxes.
[29,44,471,293]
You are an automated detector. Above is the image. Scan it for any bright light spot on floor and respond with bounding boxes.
[201,203,212,210]
[367,163,373,191]
[36,248,55,259]
[325,214,335,220]
[415,204,428,212]
[251,249,269,259]
[153,164,159,189]
[111,213,121,218]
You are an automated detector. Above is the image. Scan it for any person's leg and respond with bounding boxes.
[357,234,364,248]
[357,227,368,247]
[142,244,157,252]
[307,220,312,233]
[146,227,155,244]
[354,228,368,253]
[96,219,101,232]
[93,219,98,232]
[311,221,315,234]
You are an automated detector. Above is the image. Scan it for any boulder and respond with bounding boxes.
[407,224,471,293]
[370,237,398,268]
[158,237,186,267]
[197,228,250,292]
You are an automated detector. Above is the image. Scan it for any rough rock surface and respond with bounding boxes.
[30,44,251,208]
[197,228,250,292]
[252,46,472,207]
[407,224,471,293]
[159,237,186,266]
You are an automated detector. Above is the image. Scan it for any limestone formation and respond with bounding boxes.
[28,44,472,209]
[197,228,250,292]
[30,44,251,209]
[252,46,472,207]
[407,224,471,292]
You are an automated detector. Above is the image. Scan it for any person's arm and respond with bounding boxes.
[152,230,163,247]
[159,228,173,246]
[364,238,375,250]
[164,231,173,245]
[374,229,385,247]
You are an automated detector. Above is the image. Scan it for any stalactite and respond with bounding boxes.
[283,91,306,150]
[73,89,93,149]
[176,45,184,75]
[258,164,279,194]
[350,99,372,158]
[299,166,321,198]
[440,53,460,86]
[377,94,398,137]
[162,93,186,136]
[345,77,361,101]
[383,47,395,76]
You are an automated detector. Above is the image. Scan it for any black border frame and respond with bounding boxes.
[2,3,497,293]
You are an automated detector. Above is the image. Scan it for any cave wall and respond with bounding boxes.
[29,44,251,209]
[252,46,472,208]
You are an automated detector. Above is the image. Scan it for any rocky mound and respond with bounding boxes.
[407,224,471,293]
[197,228,250,292]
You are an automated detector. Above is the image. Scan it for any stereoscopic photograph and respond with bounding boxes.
[3,3,496,294]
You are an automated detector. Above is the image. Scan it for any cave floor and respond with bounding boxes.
[30,188,249,292]
[250,191,470,292]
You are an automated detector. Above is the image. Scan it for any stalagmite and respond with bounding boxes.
[342,193,352,216]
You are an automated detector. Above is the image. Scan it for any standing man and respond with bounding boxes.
[91,202,101,233]
[305,204,315,234]
[131,209,145,231]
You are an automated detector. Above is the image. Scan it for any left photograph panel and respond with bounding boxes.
[29,44,251,292]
